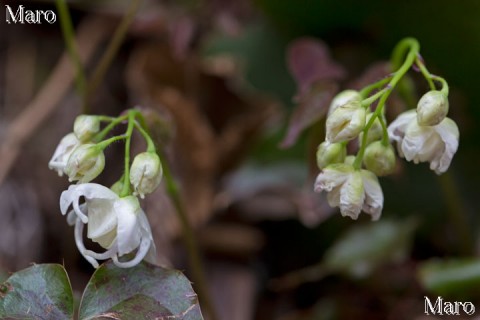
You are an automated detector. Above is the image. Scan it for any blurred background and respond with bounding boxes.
[1,0,480,319]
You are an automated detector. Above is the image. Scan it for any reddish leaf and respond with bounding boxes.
[287,37,345,98]
[280,82,338,148]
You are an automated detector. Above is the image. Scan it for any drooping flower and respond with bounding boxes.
[73,115,100,142]
[64,144,105,183]
[416,90,449,126]
[48,133,81,176]
[328,90,361,115]
[129,152,163,198]
[363,141,396,176]
[388,110,459,174]
[316,141,346,169]
[326,99,366,143]
[314,164,383,220]
[60,183,156,268]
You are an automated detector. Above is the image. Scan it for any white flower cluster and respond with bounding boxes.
[49,114,163,268]
[314,88,459,221]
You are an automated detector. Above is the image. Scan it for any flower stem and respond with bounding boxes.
[120,111,136,197]
[55,0,86,101]
[93,114,128,142]
[353,38,419,170]
[134,121,156,153]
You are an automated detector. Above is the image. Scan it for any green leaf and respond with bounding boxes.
[0,264,74,320]
[418,258,480,297]
[79,261,203,320]
[323,218,417,278]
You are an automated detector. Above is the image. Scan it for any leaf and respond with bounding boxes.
[323,218,417,279]
[280,81,338,148]
[0,264,74,320]
[79,261,203,320]
[287,37,345,98]
[418,258,480,297]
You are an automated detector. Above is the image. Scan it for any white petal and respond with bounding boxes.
[115,196,142,256]
[432,117,459,174]
[326,185,341,208]
[314,164,352,192]
[387,110,416,143]
[138,211,156,264]
[86,198,117,240]
[401,122,433,162]
[339,171,364,220]
[48,133,80,175]
[112,237,151,268]
[361,170,384,221]
[83,241,118,260]
[74,218,99,268]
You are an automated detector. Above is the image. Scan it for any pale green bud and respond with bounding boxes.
[130,152,163,198]
[344,155,356,166]
[326,100,366,143]
[416,90,449,126]
[363,141,396,176]
[110,180,124,195]
[328,90,361,115]
[359,113,384,145]
[74,115,100,142]
[316,141,346,169]
[65,143,105,183]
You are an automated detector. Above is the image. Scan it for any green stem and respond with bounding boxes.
[96,134,126,150]
[361,86,391,108]
[120,111,136,197]
[55,0,86,100]
[415,56,435,90]
[378,115,389,146]
[359,75,393,98]
[134,122,156,152]
[83,0,142,113]
[432,75,449,96]
[93,114,128,142]
[354,38,419,169]
[161,153,218,320]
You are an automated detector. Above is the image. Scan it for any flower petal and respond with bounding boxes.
[115,196,142,256]
[112,237,151,268]
[432,117,459,174]
[314,164,352,192]
[361,170,383,220]
[74,218,99,268]
[339,171,365,219]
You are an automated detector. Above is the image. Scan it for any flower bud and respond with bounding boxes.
[344,155,356,166]
[65,144,105,183]
[359,113,383,146]
[363,141,396,176]
[416,90,449,126]
[328,90,361,115]
[326,100,366,143]
[48,133,81,176]
[316,141,346,169]
[130,152,163,198]
[74,115,100,142]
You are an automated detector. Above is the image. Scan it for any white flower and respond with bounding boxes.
[64,144,105,183]
[129,152,163,198]
[326,101,366,143]
[388,110,459,174]
[73,115,100,142]
[314,164,383,220]
[48,133,81,176]
[328,90,361,115]
[60,183,156,268]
